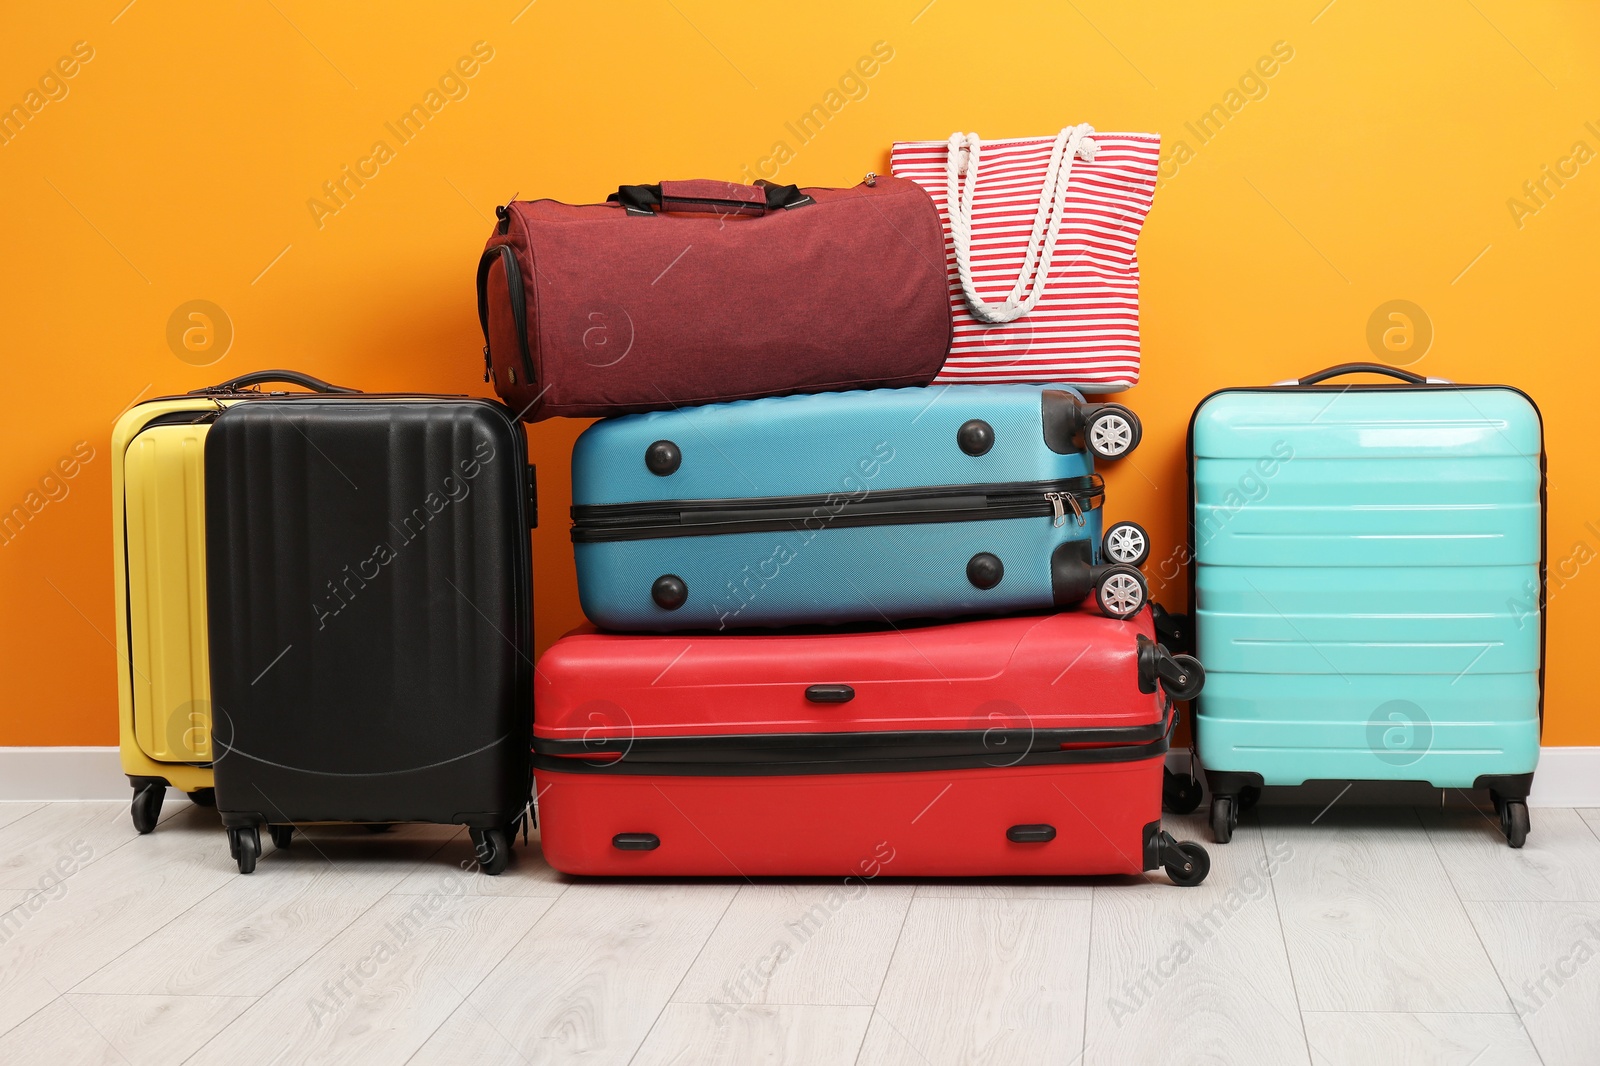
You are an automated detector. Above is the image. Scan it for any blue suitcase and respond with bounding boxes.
[571,385,1149,630]
[1188,363,1544,847]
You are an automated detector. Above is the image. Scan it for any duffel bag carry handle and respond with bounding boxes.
[1277,362,1451,386]
[609,179,813,217]
[192,369,360,395]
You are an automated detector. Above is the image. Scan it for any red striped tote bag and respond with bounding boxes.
[891,125,1159,392]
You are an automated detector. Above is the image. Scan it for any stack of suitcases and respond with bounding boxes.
[479,154,1213,885]
[113,124,1542,884]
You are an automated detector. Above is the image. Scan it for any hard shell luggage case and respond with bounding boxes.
[570,384,1150,632]
[532,610,1209,882]
[1189,363,1544,846]
[111,370,357,833]
[204,394,537,874]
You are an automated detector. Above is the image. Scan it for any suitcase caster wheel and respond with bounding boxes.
[1157,833,1210,886]
[1501,800,1530,849]
[363,823,394,833]
[130,783,164,834]
[471,827,510,876]
[230,827,260,874]
[1209,795,1237,844]
[187,788,216,808]
[1094,565,1147,620]
[1238,785,1262,812]
[1102,521,1150,567]
[1162,768,1203,815]
[1162,654,1205,701]
[269,825,294,850]
[1086,405,1141,461]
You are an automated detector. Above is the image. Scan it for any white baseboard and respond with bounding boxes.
[0,747,128,800]
[1528,747,1600,807]
[1,746,1597,805]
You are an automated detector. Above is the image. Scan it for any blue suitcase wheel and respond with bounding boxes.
[1094,565,1147,619]
[1085,404,1141,460]
[1102,522,1150,567]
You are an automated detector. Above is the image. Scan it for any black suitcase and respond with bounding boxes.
[204,393,536,874]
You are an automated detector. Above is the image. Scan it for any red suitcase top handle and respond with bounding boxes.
[1277,362,1452,386]
[191,369,360,395]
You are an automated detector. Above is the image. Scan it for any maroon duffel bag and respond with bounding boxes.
[475,176,951,421]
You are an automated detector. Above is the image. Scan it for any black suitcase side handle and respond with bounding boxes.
[193,369,360,395]
[1285,362,1450,387]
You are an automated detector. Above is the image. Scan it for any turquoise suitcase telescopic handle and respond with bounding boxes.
[1274,362,1452,386]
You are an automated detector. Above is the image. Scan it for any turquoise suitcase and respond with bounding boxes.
[1189,363,1544,847]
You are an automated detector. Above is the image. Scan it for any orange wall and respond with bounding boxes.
[2,2,1595,745]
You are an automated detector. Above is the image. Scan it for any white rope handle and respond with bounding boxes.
[945,124,1097,324]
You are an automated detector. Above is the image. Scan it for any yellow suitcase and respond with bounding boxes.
[113,370,356,831]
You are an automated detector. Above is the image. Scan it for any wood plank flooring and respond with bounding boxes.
[1,795,1595,1064]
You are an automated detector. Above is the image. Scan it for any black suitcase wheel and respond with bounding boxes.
[1164,840,1210,886]
[1153,830,1209,886]
[1501,800,1530,849]
[1164,655,1206,701]
[230,827,260,874]
[363,823,395,833]
[1102,521,1150,567]
[187,787,216,808]
[1210,795,1236,844]
[1085,404,1141,461]
[1162,768,1203,815]
[130,783,164,834]
[1094,565,1147,620]
[269,825,294,850]
[471,827,510,876]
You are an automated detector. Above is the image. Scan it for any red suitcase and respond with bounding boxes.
[533,611,1210,884]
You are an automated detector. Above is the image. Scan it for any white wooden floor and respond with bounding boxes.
[2,794,1598,1065]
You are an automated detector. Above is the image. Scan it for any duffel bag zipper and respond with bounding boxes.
[570,476,1103,543]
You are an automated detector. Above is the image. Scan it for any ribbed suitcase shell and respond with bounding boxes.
[205,397,534,828]
[533,611,1175,877]
[571,385,1114,631]
[1191,382,1543,787]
